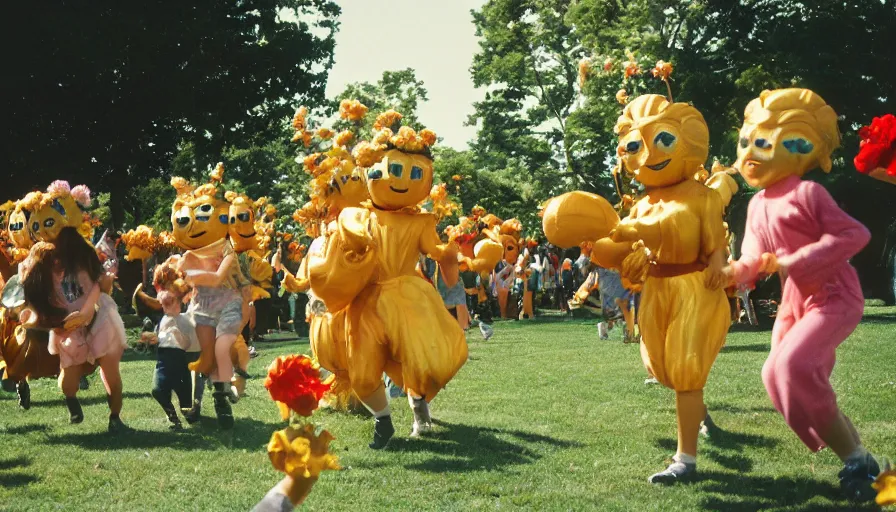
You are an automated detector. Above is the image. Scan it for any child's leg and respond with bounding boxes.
[359,383,394,449]
[59,365,85,423]
[212,334,237,384]
[151,356,174,411]
[97,350,124,417]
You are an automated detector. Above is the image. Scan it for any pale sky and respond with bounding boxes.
[323,0,485,149]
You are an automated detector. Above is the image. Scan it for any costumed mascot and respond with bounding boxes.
[726,89,882,501]
[309,109,470,449]
[542,94,731,484]
[495,219,523,319]
[0,193,62,409]
[169,165,249,429]
[225,191,274,398]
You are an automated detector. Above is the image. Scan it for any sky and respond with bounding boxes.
[323,0,485,149]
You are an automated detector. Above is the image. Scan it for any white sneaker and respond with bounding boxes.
[479,323,494,340]
[644,377,659,385]
[597,322,609,340]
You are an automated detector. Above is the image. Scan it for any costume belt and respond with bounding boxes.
[648,262,707,278]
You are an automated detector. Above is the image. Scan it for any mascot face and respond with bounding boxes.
[734,89,836,190]
[7,205,33,249]
[31,195,83,243]
[501,234,520,265]
[615,95,709,189]
[328,160,368,213]
[171,189,229,250]
[366,149,433,210]
[228,199,257,253]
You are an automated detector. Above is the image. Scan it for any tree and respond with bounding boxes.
[2,0,340,229]
[330,68,430,140]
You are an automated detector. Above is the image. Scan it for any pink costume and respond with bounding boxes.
[49,269,127,369]
[730,175,870,450]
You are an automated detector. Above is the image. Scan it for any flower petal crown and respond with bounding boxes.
[171,162,226,202]
[352,110,437,168]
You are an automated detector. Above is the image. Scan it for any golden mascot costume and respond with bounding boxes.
[542,94,731,484]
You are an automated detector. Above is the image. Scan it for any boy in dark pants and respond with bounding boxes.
[151,290,199,429]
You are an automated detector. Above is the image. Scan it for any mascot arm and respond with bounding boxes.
[420,225,458,262]
[590,238,632,270]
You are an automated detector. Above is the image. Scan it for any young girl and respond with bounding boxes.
[725,88,880,501]
[150,260,199,430]
[21,227,128,431]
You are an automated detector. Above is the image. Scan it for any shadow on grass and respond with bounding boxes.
[656,428,779,454]
[709,403,777,415]
[720,343,770,354]
[698,470,874,511]
[859,313,896,325]
[43,415,283,452]
[728,324,773,333]
[389,420,583,473]
[1,424,50,435]
[0,455,38,487]
[29,391,152,408]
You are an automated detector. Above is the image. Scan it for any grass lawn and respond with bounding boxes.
[2,309,895,511]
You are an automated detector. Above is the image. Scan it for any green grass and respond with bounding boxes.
[2,309,896,511]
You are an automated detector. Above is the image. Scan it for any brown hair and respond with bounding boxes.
[21,242,67,328]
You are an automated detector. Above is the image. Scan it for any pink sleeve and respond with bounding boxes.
[730,196,767,284]
[785,182,870,284]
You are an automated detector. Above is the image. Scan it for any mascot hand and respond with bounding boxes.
[620,241,652,285]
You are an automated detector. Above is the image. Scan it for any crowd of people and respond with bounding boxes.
[1,87,894,510]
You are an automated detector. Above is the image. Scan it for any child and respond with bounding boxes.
[150,261,199,430]
[725,88,879,501]
[21,227,128,432]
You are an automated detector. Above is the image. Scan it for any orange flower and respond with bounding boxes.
[281,232,294,242]
[267,424,340,479]
[623,60,641,79]
[353,141,386,168]
[292,107,308,131]
[264,355,331,418]
[419,129,437,146]
[652,60,673,81]
[302,132,312,148]
[339,99,368,122]
[303,153,322,176]
[451,175,462,182]
[334,130,353,147]
[374,109,403,131]
[210,162,225,183]
[616,89,629,105]
[577,57,591,87]
[316,128,334,140]
[603,57,614,72]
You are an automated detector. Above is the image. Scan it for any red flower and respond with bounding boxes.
[264,355,331,418]
[855,114,896,176]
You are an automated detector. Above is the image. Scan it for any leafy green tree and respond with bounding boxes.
[330,68,430,140]
[3,0,340,229]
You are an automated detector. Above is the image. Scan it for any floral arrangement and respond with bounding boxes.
[121,225,160,261]
[429,183,459,223]
[263,354,341,486]
[578,50,675,106]
[855,114,896,183]
[352,110,437,168]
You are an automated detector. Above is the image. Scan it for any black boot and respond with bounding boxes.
[79,375,90,390]
[65,397,84,424]
[16,381,30,410]
[369,415,395,450]
[163,406,183,430]
[182,399,201,424]
[108,414,129,434]
[212,383,234,429]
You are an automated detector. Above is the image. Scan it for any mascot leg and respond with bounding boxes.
[188,325,217,375]
[229,335,250,402]
[359,383,393,450]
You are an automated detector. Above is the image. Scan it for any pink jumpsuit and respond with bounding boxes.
[731,175,870,451]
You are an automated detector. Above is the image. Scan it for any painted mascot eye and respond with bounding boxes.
[237,212,251,222]
[782,138,814,155]
[653,131,677,152]
[389,162,403,178]
[43,218,55,228]
[755,138,772,150]
[625,140,642,154]
[367,169,383,180]
[411,166,423,180]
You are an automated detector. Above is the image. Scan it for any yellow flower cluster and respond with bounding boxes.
[267,424,340,479]
[293,199,326,239]
[121,225,159,261]
[352,140,387,168]
[652,60,673,81]
[210,162,225,183]
[291,107,313,147]
[373,109,403,131]
[339,99,368,122]
[577,57,592,88]
[429,183,459,222]
[316,128,334,140]
[334,130,353,148]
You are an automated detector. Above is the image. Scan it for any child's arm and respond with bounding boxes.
[185,254,236,288]
[726,199,773,285]
[64,281,100,331]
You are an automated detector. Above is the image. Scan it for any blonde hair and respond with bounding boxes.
[615,94,709,169]
[743,88,840,172]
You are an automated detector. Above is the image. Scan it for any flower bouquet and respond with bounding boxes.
[262,354,341,506]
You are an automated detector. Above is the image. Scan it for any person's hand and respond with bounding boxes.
[620,241,652,284]
[272,248,283,273]
[759,252,780,275]
[279,475,318,506]
[63,311,90,330]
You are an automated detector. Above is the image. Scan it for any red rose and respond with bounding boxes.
[855,114,896,176]
[264,355,331,417]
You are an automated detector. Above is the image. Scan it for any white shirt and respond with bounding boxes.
[157,313,200,352]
